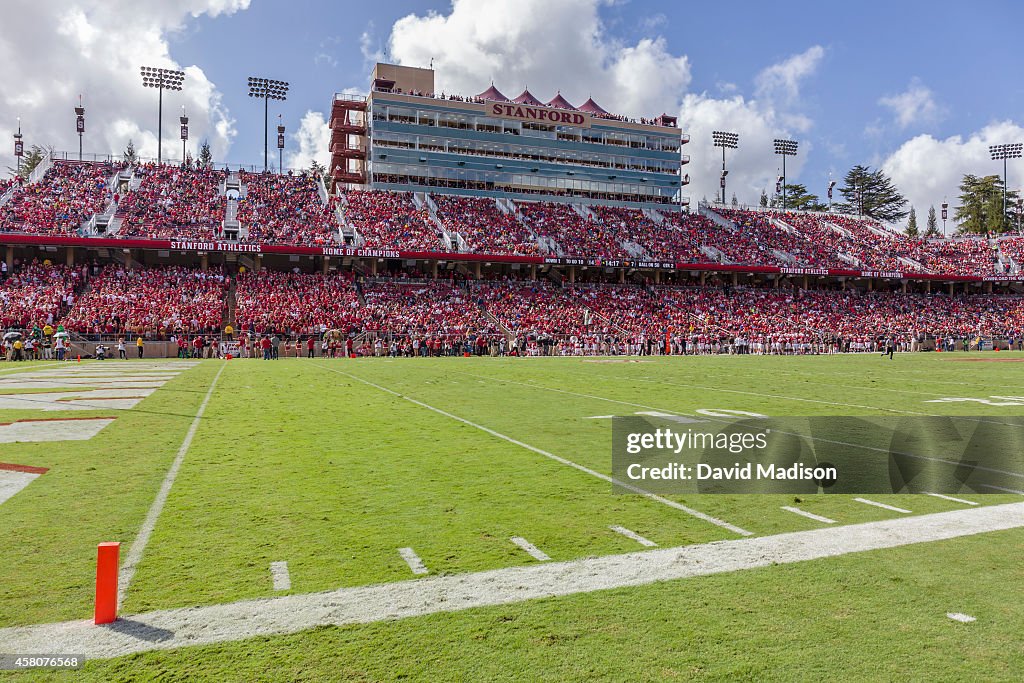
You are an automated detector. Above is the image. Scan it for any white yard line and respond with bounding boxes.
[609,525,658,547]
[854,498,912,514]
[781,506,836,524]
[924,493,979,506]
[946,612,977,623]
[510,537,551,561]
[117,363,226,605]
[398,548,429,575]
[315,363,751,537]
[269,562,291,591]
[1,502,1021,659]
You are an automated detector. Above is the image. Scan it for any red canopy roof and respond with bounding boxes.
[512,89,543,106]
[577,97,609,115]
[476,84,509,102]
[546,92,576,110]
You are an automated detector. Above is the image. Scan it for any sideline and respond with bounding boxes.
[1,502,1021,659]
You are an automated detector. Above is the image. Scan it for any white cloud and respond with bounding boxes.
[754,45,825,103]
[386,0,690,118]
[0,0,249,171]
[881,120,1024,223]
[364,0,821,206]
[679,93,812,206]
[879,78,941,129]
[285,110,331,171]
[360,24,385,67]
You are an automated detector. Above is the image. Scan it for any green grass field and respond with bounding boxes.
[1,353,1022,681]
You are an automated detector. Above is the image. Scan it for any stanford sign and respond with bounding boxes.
[489,103,591,128]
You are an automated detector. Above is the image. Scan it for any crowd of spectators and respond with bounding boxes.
[237,172,339,245]
[117,164,225,240]
[0,261,81,329]
[432,195,539,255]
[471,280,595,339]
[235,270,360,335]
[909,238,998,276]
[343,190,444,251]
[590,206,707,262]
[515,202,618,258]
[360,279,495,340]
[998,237,1024,270]
[0,162,115,235]
[62,265,227,336]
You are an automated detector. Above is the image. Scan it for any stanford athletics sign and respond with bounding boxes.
[489,102,591,128]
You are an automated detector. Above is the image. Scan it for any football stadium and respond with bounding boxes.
[1,2,1024,681]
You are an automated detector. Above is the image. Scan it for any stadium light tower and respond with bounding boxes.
[140,66,186,165]
[941,200,948,237]
[773,139,798,210]
[13,117,23,177]
[277,114,285,175]
[248,77,289,172]
[74,95,85,161]
[180,106,189,164]
[827,179,837,212]
[712,131,738,205]
[989,143,1023,231]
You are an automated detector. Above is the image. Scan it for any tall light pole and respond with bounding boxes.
[180,106,189,164]
[13,117,23,177]
[827,179,836,212]
[941,200,948,237]
[247,77,289,172]
[74,96,85,161]
[277,115,285,174]
[712,131,738,205]
[989,143,1022,232]
[773,139,798,210]
[140,66,186,165]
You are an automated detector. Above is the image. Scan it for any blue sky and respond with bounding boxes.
[2,0,1022,221]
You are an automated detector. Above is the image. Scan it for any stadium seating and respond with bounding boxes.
[62,265,227,335]
[0,261,81,328]
[234,270,361,335]
[0,161,116,235]
[343,190,444,251]
[117,164,225,240]
[237,171,339,245]
[431,195,539,255]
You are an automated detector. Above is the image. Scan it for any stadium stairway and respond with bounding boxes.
[478,304,514,343]
[224,279,237,330]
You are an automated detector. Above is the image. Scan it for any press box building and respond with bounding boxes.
[330,63,690,209]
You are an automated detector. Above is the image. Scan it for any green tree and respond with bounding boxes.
[759,189,769,208]
[731,192,738,208]
[198,141,213,168]
[778,183,826,212]
[925,205,939,237]
[122,139,138,165]
[954,174,1019,235]
[835,165,909,222]
[308,160,326,179]
[905,206,918,237]
[9,144,47,181]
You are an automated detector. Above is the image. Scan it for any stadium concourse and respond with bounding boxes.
[2,159,1024,358]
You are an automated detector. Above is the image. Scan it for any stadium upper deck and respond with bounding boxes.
[1,159,1022,287]
[330,63,689,209]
